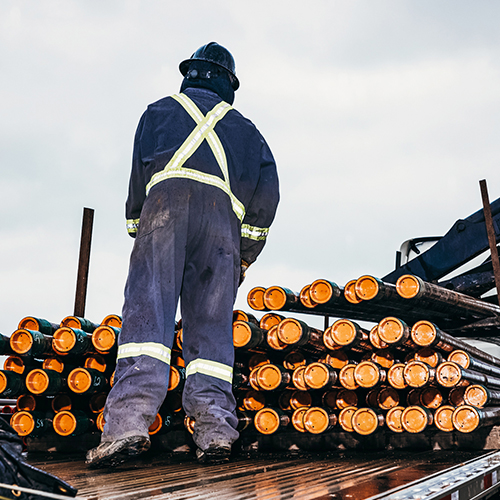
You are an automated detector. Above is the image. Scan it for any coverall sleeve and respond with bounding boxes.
[240,138,280,265]
[125,110,154,237]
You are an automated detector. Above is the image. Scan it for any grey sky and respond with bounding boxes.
[1,0,500,336]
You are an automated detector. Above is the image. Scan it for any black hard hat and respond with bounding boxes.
[179,42,240,90]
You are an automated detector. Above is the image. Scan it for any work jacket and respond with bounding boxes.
[125,87,280,265]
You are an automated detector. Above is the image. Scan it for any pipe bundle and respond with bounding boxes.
[3,269,500,454]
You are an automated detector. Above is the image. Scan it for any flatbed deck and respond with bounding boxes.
[27,449,500,500]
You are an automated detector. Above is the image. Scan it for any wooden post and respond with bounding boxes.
[479,180,500,307]
[74,207,94,318]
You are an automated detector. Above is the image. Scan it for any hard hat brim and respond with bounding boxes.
[179,58,240,90]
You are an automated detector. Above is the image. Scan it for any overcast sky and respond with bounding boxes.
[1,0,500,337]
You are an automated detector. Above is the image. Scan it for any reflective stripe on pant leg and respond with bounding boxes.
[186,358,233,384]
[118,342,172,365]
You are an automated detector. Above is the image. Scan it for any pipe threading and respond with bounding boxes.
[325,319,370,351]
[232,310,257,325]
[100,314,122,328]
[436,362,463,388]
[53,411,79,436]
[448,350,470,368]
[148,414,163,435]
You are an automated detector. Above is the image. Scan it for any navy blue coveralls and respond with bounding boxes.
[102,87,279,451]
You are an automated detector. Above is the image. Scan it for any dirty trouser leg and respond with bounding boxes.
[181,197,240,451]
[102,190,187,442]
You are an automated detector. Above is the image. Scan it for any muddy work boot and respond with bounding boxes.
[196,444,231,464]
[86,435,150,468]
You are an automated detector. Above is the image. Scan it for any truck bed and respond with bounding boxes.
[28,448,500,500]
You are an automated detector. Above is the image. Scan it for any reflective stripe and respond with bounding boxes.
[126,218,140,234]
[117,342,171,365]
[186,358,233,384]
[241,224,269,241]
[145,93,246,223]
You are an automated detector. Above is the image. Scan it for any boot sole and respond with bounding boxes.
[87,436,150,468]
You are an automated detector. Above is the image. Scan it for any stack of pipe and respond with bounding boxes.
[248,275,500,333]
[0,314,124,440]
[236,313,500,436]
[241,277,500,438]
[4,282,500,450]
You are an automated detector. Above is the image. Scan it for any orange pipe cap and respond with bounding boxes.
[53,411,77,436]
[352,408,379,435]
[434,405,455,432]
[254,408,280,434]
[68,368,92,394]
[401,406,431,433]
[11,411,35,436]
[452,405,480,433]
[309,280,334,304]
[396,274,421,299]
[25,369,49,395]
[92,326,116,353]
[411,320,437,346]
[247,287,267,311]
[386,406,405,433]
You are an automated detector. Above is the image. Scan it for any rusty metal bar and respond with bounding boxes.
[479,179,500,307]
[74,207,94,318]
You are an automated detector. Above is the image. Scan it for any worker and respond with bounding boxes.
[86,42,280,467]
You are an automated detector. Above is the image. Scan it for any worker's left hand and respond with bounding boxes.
[239,260,250,286]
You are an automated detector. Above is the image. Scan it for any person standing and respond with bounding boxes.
[87,42,280,467]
